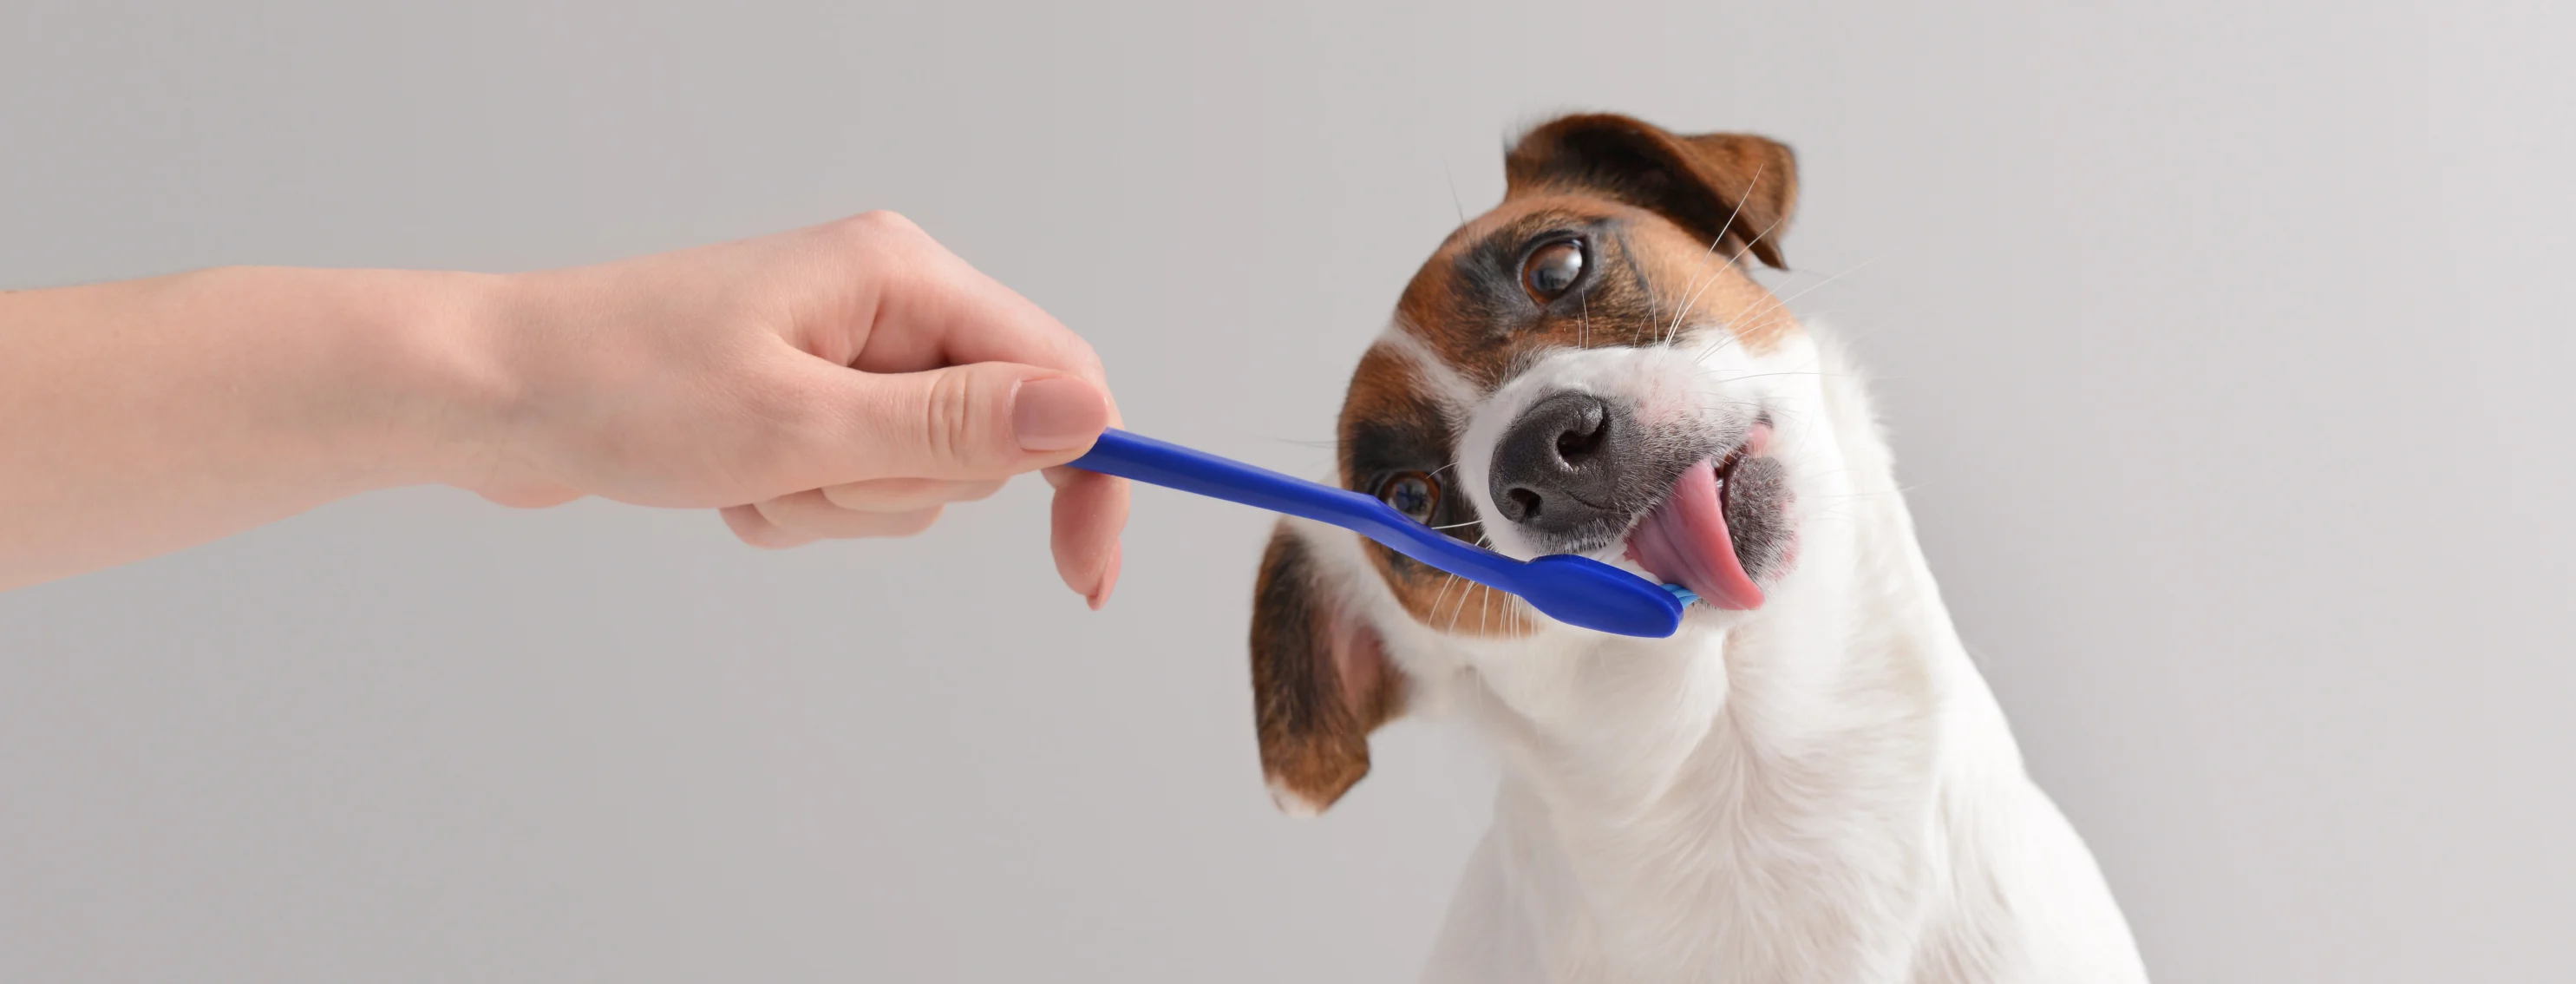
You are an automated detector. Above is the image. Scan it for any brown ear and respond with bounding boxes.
[1505,113,1799,269]
[1249,521,1406,817]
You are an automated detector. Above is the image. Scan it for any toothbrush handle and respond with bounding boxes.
[1071,429,1383,531]
[1069,430,1511,581]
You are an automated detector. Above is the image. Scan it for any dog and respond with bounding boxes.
[1244,114,2150,983]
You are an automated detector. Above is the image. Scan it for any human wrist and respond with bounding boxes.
[320,266,520,492]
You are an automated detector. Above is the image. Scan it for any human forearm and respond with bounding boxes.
[0,215,1125,602]
[0,267,494,589]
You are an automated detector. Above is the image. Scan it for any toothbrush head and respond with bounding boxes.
[1510,554,1690,638]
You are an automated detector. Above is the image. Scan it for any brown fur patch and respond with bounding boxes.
[1507,114,1797,270]
[1617,213,1802,355]
[1250,523,1407,811]
[1366,541,1542,638]
[1332,345,1539,639]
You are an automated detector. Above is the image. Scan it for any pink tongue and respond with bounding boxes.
[1625,461,1766,611]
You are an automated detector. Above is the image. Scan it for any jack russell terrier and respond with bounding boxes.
[1245,114,2150,982]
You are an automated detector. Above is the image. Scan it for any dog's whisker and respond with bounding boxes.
[1443,161,1467,226]
[1701,371,1848,384]
[1662,163,1768,345]
[1444,554,1483,635]
[1263,436,1342,449]
[1690,261,1873,367]
[1667,205,1795,351]
[1654,211,1807,361]
[1428,568,1463,627]
[1579,290,1592,349]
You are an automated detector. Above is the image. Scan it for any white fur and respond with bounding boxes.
[1372,319,1486,414]
[1298,321,2149,983]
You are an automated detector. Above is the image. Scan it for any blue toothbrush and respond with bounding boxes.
[1070,429,1691,638]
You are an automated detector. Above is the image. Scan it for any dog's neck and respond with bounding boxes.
[1436,349,2027,980]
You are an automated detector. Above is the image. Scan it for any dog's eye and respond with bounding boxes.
[1377,472,1440,524]
[1521,239,1585,303]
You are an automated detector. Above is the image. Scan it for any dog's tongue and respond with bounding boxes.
[1625,461,1766,611]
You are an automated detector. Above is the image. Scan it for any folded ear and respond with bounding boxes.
[1250,520,1407,817]
[1505,113,1799,269]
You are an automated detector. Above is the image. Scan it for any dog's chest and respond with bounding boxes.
[1530,745,1939,977]
[1448,616,1953,982]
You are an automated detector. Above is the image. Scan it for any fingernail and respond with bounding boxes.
[1013,377,1108,452]
[1086,541,1122,611]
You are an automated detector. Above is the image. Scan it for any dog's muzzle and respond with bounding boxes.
[1487,390,1698,554]
[1486,387,1790,612]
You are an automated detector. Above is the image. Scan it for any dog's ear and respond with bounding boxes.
[1505,113,1798,269]
[1250,520,1406,817]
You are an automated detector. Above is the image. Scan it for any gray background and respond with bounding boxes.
[3,1,2569,981]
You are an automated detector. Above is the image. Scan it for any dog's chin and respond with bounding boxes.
[1620,421,1795,613]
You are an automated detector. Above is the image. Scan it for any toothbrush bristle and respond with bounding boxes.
[1661,583,1700,607]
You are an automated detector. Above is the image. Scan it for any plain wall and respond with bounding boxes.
[3,1,2569,981]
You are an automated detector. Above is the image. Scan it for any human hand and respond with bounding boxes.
[453,212,1127,606]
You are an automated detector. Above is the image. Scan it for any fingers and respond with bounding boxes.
[1045,465,1129,608]
[720,502,809,548]
[722,469,1121,610]
[723,467,1125,608]
[821,212,1108,385]
[723,476,1004,548]
[477,482,585,509]
[777,356,1109,485]
[821,476,1004,513]
[722,490,945,548]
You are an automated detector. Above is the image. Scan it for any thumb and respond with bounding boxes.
[794,358,1113,483]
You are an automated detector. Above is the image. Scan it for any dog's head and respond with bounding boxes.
[1249,114,1859,817]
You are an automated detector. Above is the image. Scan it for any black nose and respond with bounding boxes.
[1489,391,1631,535]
